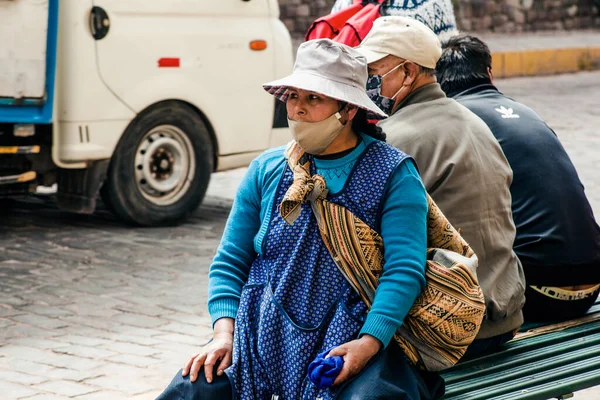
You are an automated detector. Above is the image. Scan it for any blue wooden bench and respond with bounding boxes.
[442,298,600,400]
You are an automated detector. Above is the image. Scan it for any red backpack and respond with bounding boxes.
[305,1,384,47]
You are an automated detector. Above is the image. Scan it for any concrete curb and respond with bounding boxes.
[491,47,600,78]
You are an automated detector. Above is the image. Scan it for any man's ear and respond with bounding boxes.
[487,67,494,84]
[402,62,420,86]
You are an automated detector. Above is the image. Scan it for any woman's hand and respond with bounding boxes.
[182,318,234,383]
[328,334,382,387]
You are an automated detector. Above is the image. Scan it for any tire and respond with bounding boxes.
[102,101,214,226]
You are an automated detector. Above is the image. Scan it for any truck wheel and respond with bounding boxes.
[102,101,213,226]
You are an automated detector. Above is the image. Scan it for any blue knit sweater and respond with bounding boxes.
[208,134,427,347]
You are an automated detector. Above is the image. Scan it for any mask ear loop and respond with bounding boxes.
[381,61,408,101]
[381,61,406,79]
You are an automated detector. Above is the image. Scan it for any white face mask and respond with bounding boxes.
[287,111,345,155]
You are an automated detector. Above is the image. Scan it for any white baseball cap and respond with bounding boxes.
[356,16,442,69]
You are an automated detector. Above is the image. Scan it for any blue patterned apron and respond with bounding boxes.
[226,141,410,400]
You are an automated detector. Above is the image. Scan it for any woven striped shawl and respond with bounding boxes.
[280,141,486,371]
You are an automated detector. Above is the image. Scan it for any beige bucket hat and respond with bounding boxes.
[263,39,387,118]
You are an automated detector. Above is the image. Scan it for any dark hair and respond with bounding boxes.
[352,108,386,141]
[436,34,493,97]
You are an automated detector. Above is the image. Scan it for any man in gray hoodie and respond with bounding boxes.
[356,16,526,356]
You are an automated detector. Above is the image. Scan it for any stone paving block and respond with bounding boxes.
[57,315,125,332]
[2,381,38,399]
[76,390,131,400]
[98,341,159,357]
[39,367,103,382]
[114,293,173,307]
[129,389,164,400]
[20,394,71,400]
[1,346,103,371]
[9,338,68,350]
[156,301,208,315]
[0,318,15,329]
[153,332,210,347]
[34,380,98,397]
[162,312,212,327]
[113,303,173,318]
[2,357,58,375]
[83,375,155,396]
[19,305,74,318]
[60,328,115,345]
[1,296,31,307]
[0,306,24,318]
[2,357,103,383]
[112,333,163,347]
[156,321,212,335]
[1,345,54,362]
[105,353,163,368]
[52,344,117,359]
[22,290,73,306]
[154,341,203,356]
[2,324,57,340]
[0,368,47,385]
[110,313,169,329]
[11,314,69,330]
[57,334,112,347]
[105,325,168,338]
[153,361,184,376]
[88,362,152,379]
[150,348,184,363]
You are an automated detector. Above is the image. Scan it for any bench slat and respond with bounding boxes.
[444,324,600,381]
[487,369,600,400]
[442,301,600,400]
[445,350,600,396]
[443,368,600,400]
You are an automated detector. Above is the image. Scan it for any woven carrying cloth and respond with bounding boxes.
[282,141,486,371]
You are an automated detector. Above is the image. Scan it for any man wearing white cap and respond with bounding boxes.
[356,16,526,357]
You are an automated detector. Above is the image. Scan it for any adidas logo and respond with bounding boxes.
[495,105,520,119]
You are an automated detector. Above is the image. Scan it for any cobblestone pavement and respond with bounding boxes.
[1,71,599,399]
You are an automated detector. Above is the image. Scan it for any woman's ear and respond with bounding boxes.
[342,104,358,125]
[345,105,359,123]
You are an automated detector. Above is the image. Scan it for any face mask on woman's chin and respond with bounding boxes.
[287,111,346,155]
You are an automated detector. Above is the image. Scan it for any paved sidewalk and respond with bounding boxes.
[481,30,600,52]
[476,30,600,78]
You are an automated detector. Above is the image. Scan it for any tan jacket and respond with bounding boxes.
[379,83,525,338]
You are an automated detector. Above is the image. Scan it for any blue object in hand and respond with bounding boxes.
[307,348,345,389]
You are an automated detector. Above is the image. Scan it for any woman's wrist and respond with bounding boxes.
[359,334,383,354]
[213,317,235,336]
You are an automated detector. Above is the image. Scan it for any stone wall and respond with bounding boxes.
[278,0,337,49]
[454,0,600,33]
[278,0,600,44]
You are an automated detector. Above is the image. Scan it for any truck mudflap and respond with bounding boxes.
[56,159,109,214]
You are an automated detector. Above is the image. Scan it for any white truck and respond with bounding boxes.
[0,0,293,225]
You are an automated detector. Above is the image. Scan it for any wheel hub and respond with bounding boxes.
[134,125,196,206]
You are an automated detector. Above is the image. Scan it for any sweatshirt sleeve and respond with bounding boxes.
[359,159,428,347]
[207,159,262,326]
